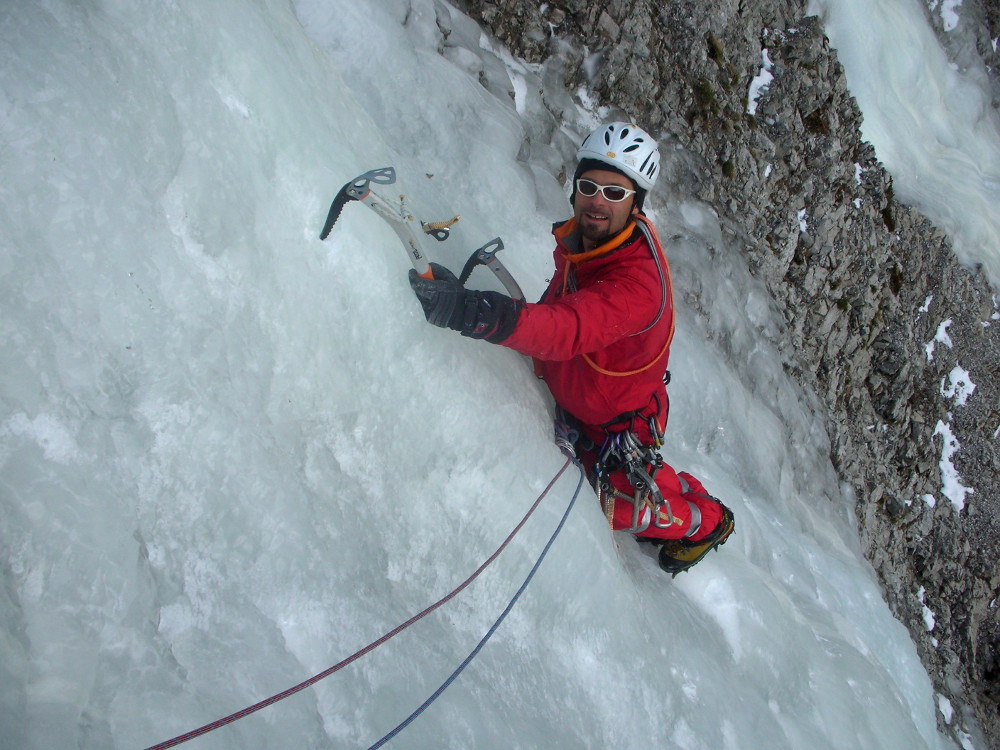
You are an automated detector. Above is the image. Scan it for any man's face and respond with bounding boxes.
[573,168,638,251]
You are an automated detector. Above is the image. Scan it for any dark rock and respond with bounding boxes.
[458,0,1000,746]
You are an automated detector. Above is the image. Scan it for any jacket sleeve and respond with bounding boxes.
[500,262,663,361]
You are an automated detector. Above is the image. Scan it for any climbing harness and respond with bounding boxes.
[320,166,524,300]
[142,454,583,750]
[557,401,679,536]
[592,413,679,534]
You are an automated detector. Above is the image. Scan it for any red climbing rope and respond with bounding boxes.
[143,456,574,750]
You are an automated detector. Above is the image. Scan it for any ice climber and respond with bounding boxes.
[408,121,735,575]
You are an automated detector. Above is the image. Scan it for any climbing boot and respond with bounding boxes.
[657,502,734,576]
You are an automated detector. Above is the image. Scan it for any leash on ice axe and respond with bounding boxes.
[319,166,524,299]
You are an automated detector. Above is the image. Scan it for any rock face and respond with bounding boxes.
[455,0,1000,747]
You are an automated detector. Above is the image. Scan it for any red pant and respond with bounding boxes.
[577,425,721,541]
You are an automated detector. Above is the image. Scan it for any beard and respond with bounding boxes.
[577,209,629,248]
[580,220,618,243]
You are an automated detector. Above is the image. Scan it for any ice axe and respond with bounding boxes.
[320,167,524,299]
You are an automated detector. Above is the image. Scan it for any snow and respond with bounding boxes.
[926,318,954,361]
[940,693,956,723]
[936,0,964,33]
[0,0,986,748]
[941,365,976,406]
[917,586,937,632]
[932,420,975,511]
[747,49,775,115]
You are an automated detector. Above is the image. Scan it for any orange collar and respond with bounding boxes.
[555,217,638,265]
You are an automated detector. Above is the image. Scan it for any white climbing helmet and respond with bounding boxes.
[576,121,660,191]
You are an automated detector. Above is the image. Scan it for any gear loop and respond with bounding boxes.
[594,422,675,532]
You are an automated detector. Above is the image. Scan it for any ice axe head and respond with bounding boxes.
[319,166,397,241]
[345,166,396,201]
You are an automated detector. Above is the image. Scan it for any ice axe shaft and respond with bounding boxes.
[358,187,434,277]
[319,166,524,297]
[459,238,524,300]
[320,166,435,278]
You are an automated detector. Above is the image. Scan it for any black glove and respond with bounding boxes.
[409,262,522,344]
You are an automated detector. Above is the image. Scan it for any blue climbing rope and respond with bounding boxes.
[143,453,584,750]
[368,457,586,749]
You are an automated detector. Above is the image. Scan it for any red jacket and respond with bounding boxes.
[502,216,724,541]
[502,215,674,441]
